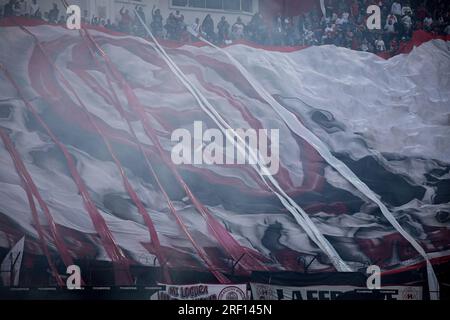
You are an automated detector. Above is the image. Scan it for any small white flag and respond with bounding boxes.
[1,236,25,286]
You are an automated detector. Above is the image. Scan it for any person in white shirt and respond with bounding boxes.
[402,14,412,30]
[331,12,338,23]
[361,38,369,52]
[341,12,349,24]
[375,36,386,52]
[322,23,334,43]
[384,19,396,33]
[189,17,200,41]
[391,1,402,16]
[335,17,344,25]
[191,17,200,34]
[173,9,182,24]
[304,28,314,43]
[386,13,398,25]
[29,0,39,17]
[423,16,433,28]
[232,17,245,40]
[275,14,283,33]
[324,23,334,35]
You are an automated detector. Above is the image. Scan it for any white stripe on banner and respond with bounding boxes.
[320,0,326,17]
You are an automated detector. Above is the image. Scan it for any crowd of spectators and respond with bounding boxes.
[1,0,449,54]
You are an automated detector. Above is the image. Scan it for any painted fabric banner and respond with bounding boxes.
[250,283,423,300]
[151,283,248,300]
[0,18,449,287]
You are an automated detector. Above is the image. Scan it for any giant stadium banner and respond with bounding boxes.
[250,283,423,300]
[0,16,449,296]
[151,283,248,300]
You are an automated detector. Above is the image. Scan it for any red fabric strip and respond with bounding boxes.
[0,128,65,287]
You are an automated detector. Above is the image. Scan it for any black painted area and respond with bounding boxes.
[0,104,13,119]
[333,153,426,207]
